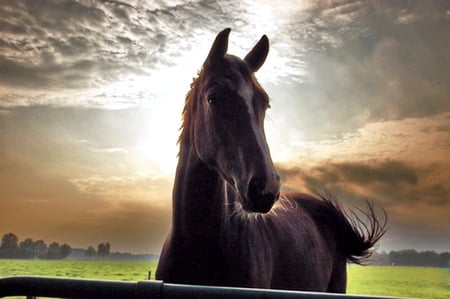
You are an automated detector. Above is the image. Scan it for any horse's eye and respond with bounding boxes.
[207,93,217,106]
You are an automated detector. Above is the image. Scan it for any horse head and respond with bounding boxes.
[188,28,280,213]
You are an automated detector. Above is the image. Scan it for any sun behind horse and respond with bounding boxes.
[156,28,386,293]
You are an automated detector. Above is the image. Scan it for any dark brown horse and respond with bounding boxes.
[156,28,386,293]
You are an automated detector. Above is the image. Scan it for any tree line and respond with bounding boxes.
[3,232,448,266]
[371,250,449,267]
[85,242,111,259]
[0,232,110,260]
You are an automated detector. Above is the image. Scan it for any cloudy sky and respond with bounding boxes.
[1,0,449,254]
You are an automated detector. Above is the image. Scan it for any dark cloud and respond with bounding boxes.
[277,159,450,233]
[331,161,418,186]
[0,19,28,35]
[277,160,448,207]
[0,0,147,90]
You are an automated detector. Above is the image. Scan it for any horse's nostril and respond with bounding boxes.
[248,178,263,199]
[249,178,260,190]
[246,177,277,213]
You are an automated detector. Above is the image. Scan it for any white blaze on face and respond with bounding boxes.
[238,78,255,118]
[237,79,272,171]
[238,79,259,142]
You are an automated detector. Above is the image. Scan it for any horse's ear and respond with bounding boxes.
[204,28,231,68]
[244,35,269,72]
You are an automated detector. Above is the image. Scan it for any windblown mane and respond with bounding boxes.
[298,192,387,264]
[178,71,202,149]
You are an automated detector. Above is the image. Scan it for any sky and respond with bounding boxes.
[0,0,449,254]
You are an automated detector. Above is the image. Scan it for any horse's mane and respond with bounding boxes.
[179,70,203,150]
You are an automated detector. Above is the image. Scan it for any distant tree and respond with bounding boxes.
[59,244,72,259]
[34,240,48,259]
[420,250,437,266]
[85,246,96,258]
[437,252,450,267]
[1,233,19,258]
[47,242,60,259]
[97,242,111,259]
[19,238,35,259]
[390,249,417,266]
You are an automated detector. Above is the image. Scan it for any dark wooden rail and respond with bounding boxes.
[0,276,407,299]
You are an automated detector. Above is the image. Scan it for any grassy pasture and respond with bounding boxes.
[346,265,449,299]
[0,259,158,281]
[0,260,448,298]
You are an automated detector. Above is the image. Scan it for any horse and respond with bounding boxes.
[155,28,386,293]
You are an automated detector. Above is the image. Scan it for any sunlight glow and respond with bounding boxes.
[102,34,215,175]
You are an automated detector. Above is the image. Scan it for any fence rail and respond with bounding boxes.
[0,276,406,299]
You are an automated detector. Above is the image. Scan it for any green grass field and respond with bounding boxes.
[0,260,448,298]
[346,265,449,299]
[0,259,158,281]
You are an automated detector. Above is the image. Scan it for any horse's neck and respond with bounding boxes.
[172,145,228,237]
